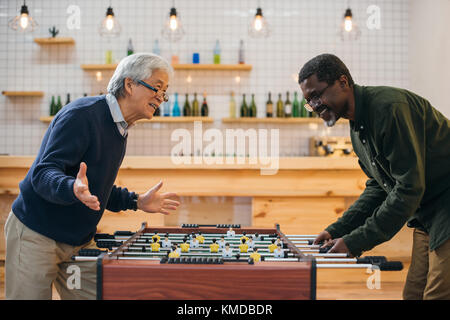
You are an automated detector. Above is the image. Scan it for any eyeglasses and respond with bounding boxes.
[138,80,169,102]
[303,83,331,112]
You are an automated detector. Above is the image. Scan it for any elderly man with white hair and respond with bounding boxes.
[4,53,180,300]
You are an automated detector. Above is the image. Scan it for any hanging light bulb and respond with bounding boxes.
[340,8,360,41]
[99,5,121,37]
[161,7,185,42]
[8,1,38,32]
[248,7,270,38]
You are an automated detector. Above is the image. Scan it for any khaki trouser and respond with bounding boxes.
[403,228,450,300]
[4,211,97,300]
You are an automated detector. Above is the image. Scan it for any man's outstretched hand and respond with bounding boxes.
[73,162,100,211]
[137,181,180,215]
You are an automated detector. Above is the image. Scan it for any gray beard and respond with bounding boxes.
[323,110,338,127]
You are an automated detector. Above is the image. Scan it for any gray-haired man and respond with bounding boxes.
[5,53,180,299]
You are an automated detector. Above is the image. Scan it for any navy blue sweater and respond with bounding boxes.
[12,96,136,246]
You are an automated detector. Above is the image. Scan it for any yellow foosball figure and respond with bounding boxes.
[168,246,180,258]
[151,238,160,252]
[249,248,261,262]
[210,239,219,253]
[239,238,249,253]
[240,232,249,244]
[196,232,205,244]
[180,239,190,253]
[152,231,161,243]
[268,239,278,253]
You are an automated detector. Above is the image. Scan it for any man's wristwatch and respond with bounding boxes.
[131,193,139,211]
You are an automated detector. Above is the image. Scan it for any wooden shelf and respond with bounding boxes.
[40,116,214,124]
[34,37,75,45]
[221,117,340,124]
[81,64,118,71]
[2,91,44,97]
[172,64,252,71]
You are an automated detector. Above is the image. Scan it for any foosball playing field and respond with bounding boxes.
[73,222,403,300]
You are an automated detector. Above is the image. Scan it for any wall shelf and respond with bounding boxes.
[81,64,118,71]
[34,37,75,45]
[172,64,252,71]
[221,117,346,124]
[40,116,214,124]
[2,91,44,97]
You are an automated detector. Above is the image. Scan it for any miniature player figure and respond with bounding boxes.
[249,247,261,262]
[180,238,190,253]
[273,243,284,258]
[226,227,235,237]
[151,237,160,252]
[210,238,219,253]
[253,233,260,241]
[218,235,226,249]
[168,245,180,258]
[222,243,233,258]
[189,232,196,240]
[196,232,205,244]
[247,237,255,249]
[239,238,249,253]
[161,234,172,248]
[240,232,249,243]
[152,230,161,243]
[268,239,278,253]
[189,235,199,248]
[275,236,283,247]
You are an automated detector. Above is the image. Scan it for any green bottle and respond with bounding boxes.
[55,95,62,114]
[300,96,308,118]
[229,92,236,118]
[292,92,300,117]
[266,92,273,118]
[192,93,199,116]
[127,38,134,56]
[249,94,257,117]
[240,94,248,117]
[49,96,56,116]
[213,40,221,64]
[183,93,191,116]
[276,93,284,118]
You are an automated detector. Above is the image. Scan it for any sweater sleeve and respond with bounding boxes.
[106,185,137,212]
[326,160,387,239]
[342,103,426,256]
[30,110,91,205]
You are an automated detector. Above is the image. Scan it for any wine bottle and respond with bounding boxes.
[127,38,134,56]
[238,39,245,64]
[266,92,273,118]
[201,92,209,116]
[284,91,292,117]
[56,95,62,114]
[276,93,284,118]
[213,40,221,64]
[152,39,161,55]
[49,96,56,116]
[240,94,248,117]
[65,93,71,106]
[163,100,171,117]
[192,93,200,116]
[249,94,257,118]
[229,91,236,118]
[292,92,300,117]
[300,96,307,118]
[183,93,191,116]
[172,93,181,116]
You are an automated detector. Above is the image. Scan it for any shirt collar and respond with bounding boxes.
[350,84,365,132]
[106,93,130,137]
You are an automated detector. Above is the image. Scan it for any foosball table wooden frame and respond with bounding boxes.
[76,222,402,300]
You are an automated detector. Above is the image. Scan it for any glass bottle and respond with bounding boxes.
[201,92,209,116]
[240,94,248,117]
[172,93,181,116]
[55,95,62,114]
[249,94,257,117]
[127,38,134,56]
[292,91,300,117]
[266,92,273,118]
[49,96,56,116]
[192,92,199,116]
[229,91,236,118]
[284,91,292,117]
[183,93,191,116]
[238,39,245,64]
[276,93,284,118]
[213,39,221,64]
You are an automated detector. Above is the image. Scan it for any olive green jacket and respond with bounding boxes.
[326,84,450,257]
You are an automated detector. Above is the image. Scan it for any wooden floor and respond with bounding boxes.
[0,262,409,300]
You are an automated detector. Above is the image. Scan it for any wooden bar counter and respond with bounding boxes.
[0,156,412,261]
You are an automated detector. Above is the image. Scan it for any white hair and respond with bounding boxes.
[107,53,173,98]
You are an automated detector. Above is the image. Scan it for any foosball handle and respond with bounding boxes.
[378,261,404,271]
[356,256,387,264]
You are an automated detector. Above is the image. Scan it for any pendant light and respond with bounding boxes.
[340,8,360,41]
[248,5,270,38]
[8,1,38,32]
[99,2,121,37]
[161,2,185,43]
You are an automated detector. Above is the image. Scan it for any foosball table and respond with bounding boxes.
[72,222,403,300]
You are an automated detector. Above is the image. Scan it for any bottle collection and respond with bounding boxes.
[155,92,209,117]
[49,93,72,116]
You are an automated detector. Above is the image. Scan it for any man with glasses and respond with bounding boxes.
[298,53,450,299]
[4,53,180,299]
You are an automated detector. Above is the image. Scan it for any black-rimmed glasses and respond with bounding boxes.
[304,83,332,112]
[138,80,169,102]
